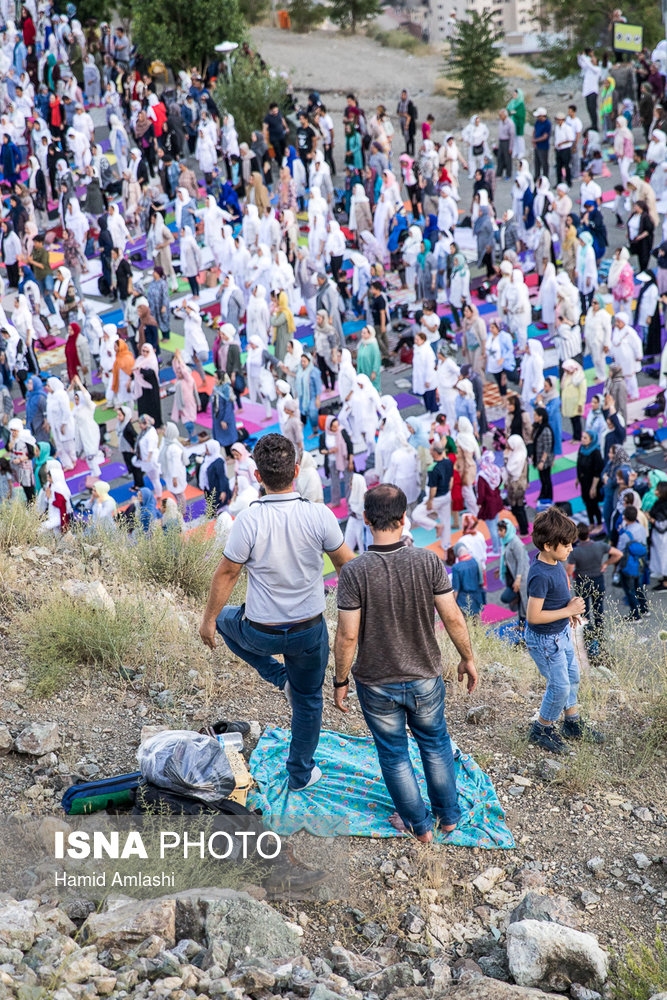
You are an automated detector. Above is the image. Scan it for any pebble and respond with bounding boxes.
[633,852,652,870]
[580,890,601,907]
[586,856,605,872]
[632,806,653,823]
[509,785,526,797]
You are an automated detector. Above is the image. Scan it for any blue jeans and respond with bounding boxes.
[620,573,648,619]
[355,676,460,836]
[216,604,328,789]
[485,514,500,554]
[39,275,56,314]
[525,626,579,723]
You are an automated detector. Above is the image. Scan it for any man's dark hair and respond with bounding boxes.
[364,483,407,531]
[568,103,577,112]
[269,102,278,111]
[577,522,590,541]
[624,505,638,522]
[371,280,383,291]
[346,92,356,101]
[532,506,577,552]
[253,434,296,491]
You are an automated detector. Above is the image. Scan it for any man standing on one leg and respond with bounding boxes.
[410,443,453,549]
[200,434,354,791]
[333,484,477,842]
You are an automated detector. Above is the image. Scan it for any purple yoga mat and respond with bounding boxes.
[66,462,127,495]
[394,392,420,408]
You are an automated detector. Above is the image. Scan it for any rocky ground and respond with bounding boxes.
[0,524,665,1000]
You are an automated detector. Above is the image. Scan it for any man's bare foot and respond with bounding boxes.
[389,812,433,843]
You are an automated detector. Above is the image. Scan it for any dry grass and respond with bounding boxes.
[0,498,41,552]
[366,24,430,56]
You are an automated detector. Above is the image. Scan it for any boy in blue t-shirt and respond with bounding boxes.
[525,507,605,753]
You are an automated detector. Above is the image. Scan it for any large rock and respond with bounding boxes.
[0,724,12,755]
[509,892,581,930]
[15,723,59,756]
[356,961,416,996]
[61,579,115,615]
[0,900,48,951]
[204,892,302,961]
[437,980,563,998]
[327,944,380,982]
[507,919,609,991]
[79,898,176,950]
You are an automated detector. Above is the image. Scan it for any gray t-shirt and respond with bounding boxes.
[336,540,452,685]
[224,492,344,624]
[567,539,609,578]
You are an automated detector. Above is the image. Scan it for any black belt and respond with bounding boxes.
[245,613,323,634]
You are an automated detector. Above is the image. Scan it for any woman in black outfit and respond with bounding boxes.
[576,430,604,525]
[532,406,554,502]
[629,199,655,272]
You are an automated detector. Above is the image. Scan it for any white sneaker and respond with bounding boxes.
[290,765,322,792]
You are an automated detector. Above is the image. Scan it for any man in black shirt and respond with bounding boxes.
[111,247,133,317]
[263,102,289,172]
[409,443,453,548]
[369,281,392,364]
[296,111,316,170]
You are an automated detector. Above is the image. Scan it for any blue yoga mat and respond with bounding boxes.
[247,727,514,849]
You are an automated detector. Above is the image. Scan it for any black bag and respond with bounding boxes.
[133,780,256,817]
[97,275,110,296]
[233,373,246,395]
[197,391,210,413]
[318,401,339,417]
[473,143,484,156]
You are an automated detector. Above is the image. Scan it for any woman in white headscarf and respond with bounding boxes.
[375,395,407,480]
[519,339,545,415]
[7,418,37,502]
[538,261,558,336]
[122,148,143,227]
[136,413,163,499]
[295,449,324,503]
[109,113,129,177]
[442,134,468,193]
[12,293,35,346]
[46,376,76,470]
[247,242,273,298]
[344,472,367,551]
[71,376,103,477]
[232,236,252,300]
[584,294,611,382]
[195,126,217,182]
[614,115,634,187]
[346,373,382,456]
[99,323,118,401]
[373,174,399,260]
[402,224,423,291]
[607,246,634,314]
[146,210,177,292]
[512,158,533,226]
[246,283,270,345]
[338,347,357,404]
[455,415,480,517]
[506,268,531,351]
[271,248,297,308]
[555,270,580,325]
[204,195,226,269]
[243,203,260,248]
[182,300,209,381]
[385,431,420,504]
[280,338,304,394]
[308,191,328,265]
[159,421,187,513]
[575,230,598,315]
[37,459,73,534]
[222,112,240,166]
[245,334,268,408]
[107,203,131,254]
[462,115,490,178]
[66,197,88,252]
[349,183,372,237]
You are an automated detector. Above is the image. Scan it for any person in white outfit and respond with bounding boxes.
[608,313,643,400]
[181,300,209,380]
[45,376,76,470]
[412,331,438,411]
[462,115,489,178]
[538,261,558,336]
[71,377,103,477]
[583,295,611,382]
[506,269,531,350]
[136,414,163,498]
[344,472,367,552]
[436,352,461,430]
[159,421,188,513]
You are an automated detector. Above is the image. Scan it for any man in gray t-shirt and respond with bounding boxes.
[334,484,477,842]
[200,435,353,791]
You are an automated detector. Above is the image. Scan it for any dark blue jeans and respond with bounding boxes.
[355,675,460,836]
[216,604,328,789]
[620,573,648,619]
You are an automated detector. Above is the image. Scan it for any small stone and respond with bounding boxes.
[472,867,505,895]
[155,690,174,709]
[571,985,602,1000]
[509,786,526,797]
[466,705,496,725]
[580,891,601,907]
[586,857,605,873]
[510,775,533,787]
[632,806,653,823]
[0,724,12,756]
[61,579,115,615]
[536,759,564,780]
[15,723,60,756]
[633,852,652,870]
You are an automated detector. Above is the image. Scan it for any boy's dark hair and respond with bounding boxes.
[0,457,10,473]
[364,483,407,531]
[253,434,296,491]
[568,103,577,112]
[269,101,278,111]
[532,506,578,552]
[577,522,590,541]
[371,280,383,291]
[614,184,624,193]
[624,505,638,522]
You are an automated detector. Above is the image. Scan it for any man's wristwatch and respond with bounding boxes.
[333,677,349,688]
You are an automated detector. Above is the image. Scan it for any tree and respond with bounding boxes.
[328,0,382,34]
[446,11,506,115]
[214,53,290,147]
[289,0,325,32]
[537,0,662,78]
[129,0,246,73]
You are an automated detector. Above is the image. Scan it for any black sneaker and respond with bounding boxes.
[528,722,568,754]
[562,717,605,744]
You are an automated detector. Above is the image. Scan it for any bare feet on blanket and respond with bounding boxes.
[389,812,436,843]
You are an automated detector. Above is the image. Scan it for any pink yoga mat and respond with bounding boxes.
[481,604,514,624]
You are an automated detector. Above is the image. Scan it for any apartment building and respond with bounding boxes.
[427,0,543,51]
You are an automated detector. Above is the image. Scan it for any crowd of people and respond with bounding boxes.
[1,4,667,830]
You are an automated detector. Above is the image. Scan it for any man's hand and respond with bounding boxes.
[199,617,218,650]
[458,658,478,693]
[333,685,349,713]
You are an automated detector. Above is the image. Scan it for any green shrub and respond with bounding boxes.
[131,523,223,600]
[367,25,426,53]
[214,53,291,147]
[612,925,667,1000]
[289,0,325,32]
[0,499,41,552]
[25,596,158,696]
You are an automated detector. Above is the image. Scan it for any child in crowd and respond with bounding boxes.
[613,184,625,228]
[525,506,605,753]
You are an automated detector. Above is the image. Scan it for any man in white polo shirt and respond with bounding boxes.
[200,434,354,791]
[553,112,575,186]
[580,168,602,211]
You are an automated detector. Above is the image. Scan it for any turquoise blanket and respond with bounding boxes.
[247,727,514,850]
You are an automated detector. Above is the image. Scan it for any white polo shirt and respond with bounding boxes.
[224,493,344,624]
